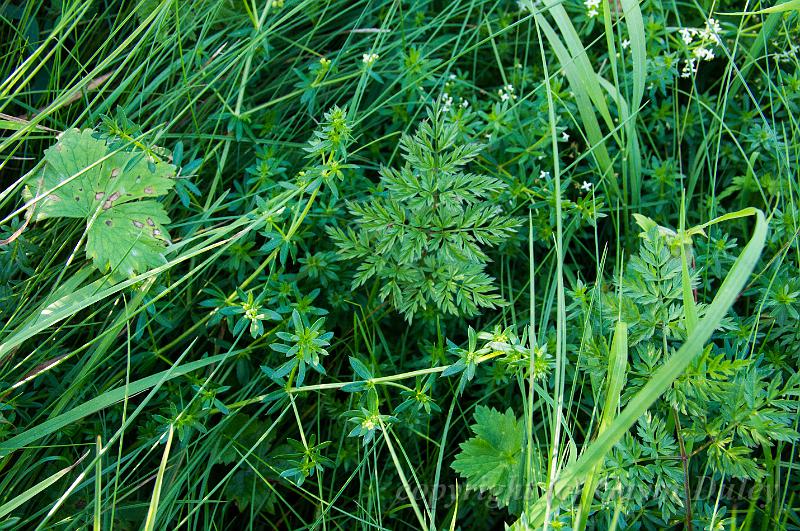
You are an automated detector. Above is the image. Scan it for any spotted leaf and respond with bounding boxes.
[24,128,176,277]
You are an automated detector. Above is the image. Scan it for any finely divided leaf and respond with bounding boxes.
[25,128,176,277]
[451,406,524,509]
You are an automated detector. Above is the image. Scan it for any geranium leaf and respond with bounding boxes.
[451,406,525,510]
[24,128,176,277]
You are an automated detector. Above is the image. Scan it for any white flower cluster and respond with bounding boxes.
[361,52,379,66]
[517,0,539,14]
[679,18,722,78]
[584,0,600,18]
[681,58,698,78]
[498,84,517,102]
[777,42,799,64]
[442,92,454,112]
[441,93,469,113]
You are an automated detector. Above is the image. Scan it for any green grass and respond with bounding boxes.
[1,0,799,529]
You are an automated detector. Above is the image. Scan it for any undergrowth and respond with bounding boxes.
[0,0,799,529]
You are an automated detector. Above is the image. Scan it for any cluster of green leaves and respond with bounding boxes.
[1,0,799,529]
[569,222,800,526]
[329,106,520,319]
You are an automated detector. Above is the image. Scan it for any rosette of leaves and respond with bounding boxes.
[329,106,519,320]
[23,128,176,278]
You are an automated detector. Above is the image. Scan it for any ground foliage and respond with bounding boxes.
[0,0,799,529]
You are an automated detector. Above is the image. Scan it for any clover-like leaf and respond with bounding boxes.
[24,128,176,278]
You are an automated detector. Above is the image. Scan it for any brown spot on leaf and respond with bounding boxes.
[102,191,120,210]
[153,229,161,237]
[105,219,112,226]
[133,220,144,228]
[144,186,154,194]
[146,217,155,227]
[111,168,121,177]
[95,192,104,200]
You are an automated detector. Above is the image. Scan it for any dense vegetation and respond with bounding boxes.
[1,0,799,529]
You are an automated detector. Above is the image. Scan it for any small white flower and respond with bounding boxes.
[449,73,457,80]
[461,98,469,108]
[581,181,593,191]
[442,92,454,112]
[517,0,537,14]
[679,28,695,46]
[540,170,550,179]
[362,52,379,66]
[498,84,517,102]
[681,58,697,78]
[621,38,630,49]
[693,47,714,61]
[587,7,598,17]
[561,131,570,142]
[700,18,722,44]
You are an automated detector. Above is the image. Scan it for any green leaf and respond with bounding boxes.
[724,0,800,14]
[451,406,524,509]
[576,321,628,530]
[24,128,176,277]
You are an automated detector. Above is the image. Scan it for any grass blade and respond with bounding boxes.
[0,343,225,458]
[0,451,88,520]
[144,424,174,531]
[575,321,628,530]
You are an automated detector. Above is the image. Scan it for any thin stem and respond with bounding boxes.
[378,418,429,531]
